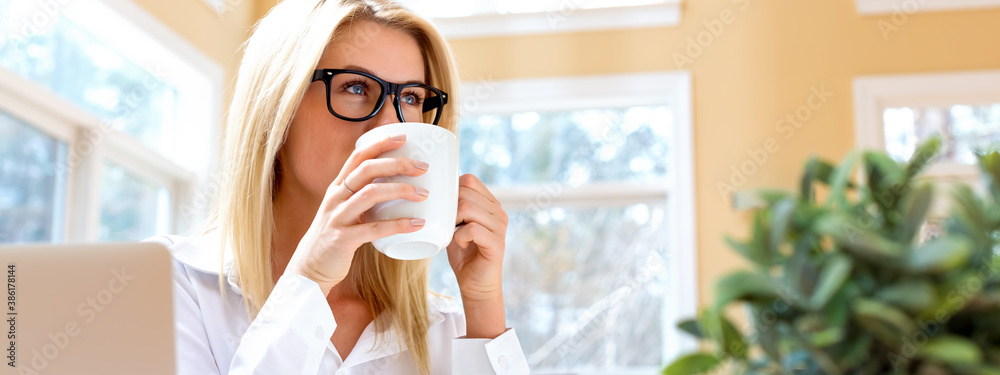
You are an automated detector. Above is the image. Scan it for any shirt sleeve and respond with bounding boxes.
[167,246,337,375]
[226,273,338,374]
[452,328,530,374]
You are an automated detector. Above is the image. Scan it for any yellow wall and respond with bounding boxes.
[143,0,1000,306]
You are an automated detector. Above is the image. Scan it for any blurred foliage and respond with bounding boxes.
[665,136,1000,374]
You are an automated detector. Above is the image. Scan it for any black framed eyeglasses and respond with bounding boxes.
[311,69,449,125]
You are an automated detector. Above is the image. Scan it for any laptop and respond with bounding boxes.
[0,242,174,375]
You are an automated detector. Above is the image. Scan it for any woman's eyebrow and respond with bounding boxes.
[343,65,426,85]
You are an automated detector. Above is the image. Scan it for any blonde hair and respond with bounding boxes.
[206,1,460,373]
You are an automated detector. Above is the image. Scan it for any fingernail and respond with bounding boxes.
[390,134,406,141]
[416,188,429,197]
[414,160,429,170]
[410,218,426,226]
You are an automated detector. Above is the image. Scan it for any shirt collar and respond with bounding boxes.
[339,295,455,368]
[169,230,243,295]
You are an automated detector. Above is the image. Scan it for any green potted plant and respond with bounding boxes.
[665,137,1000,374]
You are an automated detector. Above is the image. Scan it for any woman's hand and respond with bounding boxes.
[447,174,509,339]
[285,134,430,296]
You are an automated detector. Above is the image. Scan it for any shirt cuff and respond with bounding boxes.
[453,328,530,374]
[256,272,338,343]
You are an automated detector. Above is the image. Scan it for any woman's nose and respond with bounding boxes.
[371,97,405,128]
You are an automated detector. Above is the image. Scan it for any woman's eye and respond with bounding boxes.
[401,94,423,106]
[347,84,365,95]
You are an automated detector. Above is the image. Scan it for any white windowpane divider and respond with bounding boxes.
[0,67,194,242]
[493,182,670,209]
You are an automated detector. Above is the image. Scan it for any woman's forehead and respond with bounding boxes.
[319,20,426,84]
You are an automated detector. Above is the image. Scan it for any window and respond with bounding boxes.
[0,0,222,243]
[428,72,697,373]
[400,0,683,39]
[883,104,1000,165]
[854,70,1000,182]
[855,0,1000,15]
[0,110,66,243]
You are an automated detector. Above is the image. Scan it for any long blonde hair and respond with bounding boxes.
[207,1,460,373]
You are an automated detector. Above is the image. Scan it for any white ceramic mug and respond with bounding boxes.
[355,123,459,260]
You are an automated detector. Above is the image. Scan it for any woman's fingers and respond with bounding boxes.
[456,193,505,234]
[347,157,428,189]
[350,217,426,244]
[459,174,500,205]
[450,222,504,259]
[333,134,406,186]
[455,174,508,229]
[334,182,429,222]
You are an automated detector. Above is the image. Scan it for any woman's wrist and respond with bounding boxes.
[285,260,340,296]
[461,293,506,339]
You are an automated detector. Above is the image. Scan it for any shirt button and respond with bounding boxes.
[498,354,510,369]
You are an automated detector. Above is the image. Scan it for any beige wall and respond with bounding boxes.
[143,0,1000,306]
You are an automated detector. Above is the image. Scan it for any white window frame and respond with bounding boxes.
[855,0,1000,15]
[459,71,697,373]
[422,0,683,40]
[0,0,223,242]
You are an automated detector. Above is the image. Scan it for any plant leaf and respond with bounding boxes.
[801,157,820,202]
[815,215,903,264]
[794,314,844,348]
[875,279,938,314]
[825,151,860,209]
[720,313,748,359]
[969,366,1000,375]
[918,335,983,366]
[749,303,782,363]
[725,235,769,268]
[897,183,934,243]
[715,271,780,308]
[976,150,1000,204]
[697,308,747,359]
[770,198,796,256]
[807,254,853,311]
[904,136,942,181]
[905,236,974,274]
[677,319,704,339]
[852,298,917,348]
[662,353,723,375]
[864,151,905,210]
[751,210,776,267]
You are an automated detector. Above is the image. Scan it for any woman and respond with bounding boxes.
[145,0,529,373]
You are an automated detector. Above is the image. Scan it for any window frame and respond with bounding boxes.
[853,70,1000,180]
[855,0,1000,15]
[0,0,223,242]
[458,71,697,372]
[419,0,683,40]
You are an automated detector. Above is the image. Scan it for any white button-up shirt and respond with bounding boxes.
[144,232,529,374]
